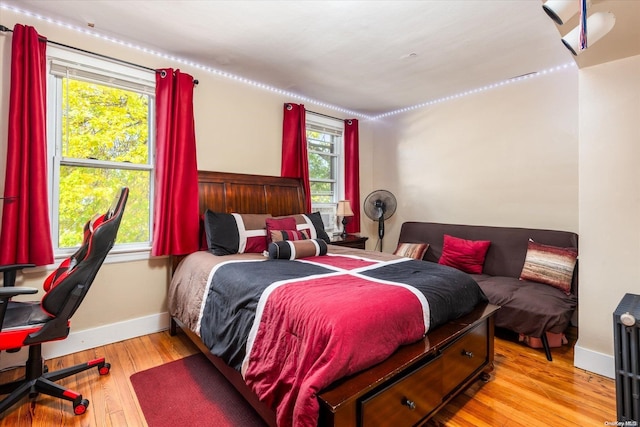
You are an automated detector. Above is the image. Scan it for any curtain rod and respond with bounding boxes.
[0,24,198,85]
[307,109,346,122]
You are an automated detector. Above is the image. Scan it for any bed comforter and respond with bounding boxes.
[169,247,487,427]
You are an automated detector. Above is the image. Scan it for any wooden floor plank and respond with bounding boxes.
[0,329,615,426]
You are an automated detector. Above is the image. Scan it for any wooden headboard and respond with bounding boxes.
[171,171,306,272]
[196,170,306,216]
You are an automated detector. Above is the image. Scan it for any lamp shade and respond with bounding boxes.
[336,200,354,217]
[543,0,589,26]
[562,11,616,56]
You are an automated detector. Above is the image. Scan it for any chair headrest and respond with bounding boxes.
[90,187,129,250]
[106,187,129,222]
[86,187,128,234]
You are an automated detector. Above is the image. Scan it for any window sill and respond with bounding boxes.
[23,246,165,274]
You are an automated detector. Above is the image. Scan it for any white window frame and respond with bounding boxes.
[306,112,345,235]
[46,46,156,263]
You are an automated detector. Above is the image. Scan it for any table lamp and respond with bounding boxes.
[336,200,354,238]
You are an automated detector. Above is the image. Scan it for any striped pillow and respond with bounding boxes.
[394,243,429,260]
[268,238,328,260]
[519,240,577,295]
[270,229,309,242]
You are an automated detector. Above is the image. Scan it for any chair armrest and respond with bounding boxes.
[0,287,38,299]
[0,263,36,287]
[0,264,37,273]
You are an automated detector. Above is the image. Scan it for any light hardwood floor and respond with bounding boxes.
[0,328,616,427]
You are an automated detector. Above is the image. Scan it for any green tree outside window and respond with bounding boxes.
[57,79,152,248]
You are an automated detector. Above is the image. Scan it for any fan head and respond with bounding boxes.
[363,190,397,221]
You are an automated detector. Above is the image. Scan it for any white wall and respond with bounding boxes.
[575,54,640,377]
[367,68,579,250]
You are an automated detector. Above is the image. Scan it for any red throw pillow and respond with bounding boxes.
[266,217,297,243]
[438,234,491,274]
[199,213,208,251]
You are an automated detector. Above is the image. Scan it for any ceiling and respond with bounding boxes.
[2,1,639,117]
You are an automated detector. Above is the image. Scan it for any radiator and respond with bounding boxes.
[614,293,640,423]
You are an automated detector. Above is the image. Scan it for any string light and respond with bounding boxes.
[2,3,577,122]
[374,63,576,119]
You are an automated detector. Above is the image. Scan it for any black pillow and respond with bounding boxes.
[203,210,271,255]
[306,212,331,244]
[203,211,239,255]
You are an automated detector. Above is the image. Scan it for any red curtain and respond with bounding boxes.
[152,68,199,256]
[344,119,361,233]
[281,103,312,212]
[0,24,53,266]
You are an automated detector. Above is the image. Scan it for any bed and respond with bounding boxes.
[168,170,499,427]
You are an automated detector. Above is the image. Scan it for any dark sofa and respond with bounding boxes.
[398,221,578,361]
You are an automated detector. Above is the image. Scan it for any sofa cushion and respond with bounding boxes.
[393,242,429,260]
[519,240,577,295]
[472,274,577,337]
[438,234,490,274]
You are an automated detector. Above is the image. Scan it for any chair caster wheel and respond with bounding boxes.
[74,398,89,415]
[99,362,111,375]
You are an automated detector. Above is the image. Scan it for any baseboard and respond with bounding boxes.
[574,343,615,379]
[0,312,170,371]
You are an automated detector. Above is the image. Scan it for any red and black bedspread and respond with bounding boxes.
[196,253,486,427]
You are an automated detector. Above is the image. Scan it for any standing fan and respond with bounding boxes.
[363,190,397,252]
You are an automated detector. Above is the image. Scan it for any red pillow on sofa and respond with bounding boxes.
[438,234,491,274]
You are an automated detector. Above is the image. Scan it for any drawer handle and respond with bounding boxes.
[461,349,474,358]
[401,397,416,410]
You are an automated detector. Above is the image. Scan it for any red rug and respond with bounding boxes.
[130,353,267,427]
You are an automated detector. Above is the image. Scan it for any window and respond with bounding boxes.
[306,113,344,234]
[47,47,155,257]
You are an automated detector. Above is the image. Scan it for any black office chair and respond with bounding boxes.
[0,187,128,415]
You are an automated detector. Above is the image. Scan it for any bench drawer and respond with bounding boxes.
[360,356,443,427]
[442,322,488,396]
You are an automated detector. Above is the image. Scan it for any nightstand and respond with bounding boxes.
[330,234,368,250]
